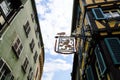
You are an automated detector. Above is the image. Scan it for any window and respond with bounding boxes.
[27,67,33,80]
[22,57,29,73]
[34,25,39,38]
[0,0,12,30]
[33,51,38,63]
[35,68,39,78]
[38,41,41,48]
[95,45,106,75]
[77,5,81,20]
[104,10,120,19]
[12,36,23,58]
[104,37,120,65]
[92,8,106,20]
[0,0,12,17]
[0,58,14,80]
[0,0,22,31]
[29,39,35,53]
[31,14,34,22]
[85,65,94,80]
[23,21,31,37]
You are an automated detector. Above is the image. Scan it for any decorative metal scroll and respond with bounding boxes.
[54,36,76,54]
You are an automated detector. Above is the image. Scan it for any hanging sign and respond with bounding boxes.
[54,36,76,54]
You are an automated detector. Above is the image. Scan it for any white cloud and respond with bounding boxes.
[36,0,73,56]
[42,72,54,80]
[44,58,72,72]
[42,58,72,80]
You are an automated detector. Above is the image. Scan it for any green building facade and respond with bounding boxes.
[0,0,44,80]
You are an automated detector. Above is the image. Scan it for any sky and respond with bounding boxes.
[35,0,74,80]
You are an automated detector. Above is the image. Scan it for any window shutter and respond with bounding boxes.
[86,65,94,80]
[92,8,106,20]
[95,46,106,75]
[104,38,120,65]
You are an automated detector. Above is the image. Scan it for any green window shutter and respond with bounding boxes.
[95,46,106,75]
[86,65,94,80]
[104,38,120,65]
[92,8,106,20]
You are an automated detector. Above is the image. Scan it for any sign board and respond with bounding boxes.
[54,36,76,54]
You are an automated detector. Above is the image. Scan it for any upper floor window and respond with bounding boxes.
[38,41,41,48]
[29,39,35,53]
[31,14,34,22]
[104,10,120,19]
[23,21,31,38]
[0,0,12,17]
[92,8,106,20]
[34,25,39,39]
[22,57,29,73]
[27,67,33,80]
[0,58,14,80]
[0,0,22,32]
[94,45,107,75]
[33,51,38,63]
[12,36,23,58]
[92,8,120,20]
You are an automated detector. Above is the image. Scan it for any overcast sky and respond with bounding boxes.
[35,0,74,80]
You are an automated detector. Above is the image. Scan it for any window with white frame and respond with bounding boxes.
[0,0,12,17]
[12,36,23,58]
[27,67,33,80]
[31,13,34,22]
[23,21,31,37]
[104,10,120,19]
[29,39,35,53]
[22,57,29,73]
[33,51,38,63]
[0,58,14,80]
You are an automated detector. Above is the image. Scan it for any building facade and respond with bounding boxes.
[71,0,120,80]
[0,0,44,80]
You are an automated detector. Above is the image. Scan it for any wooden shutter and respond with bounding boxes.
[92,8,106,20]
[104,38,120,65]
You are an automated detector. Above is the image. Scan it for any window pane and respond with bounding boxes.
[13,42,18,50]
[0,1,10,16]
